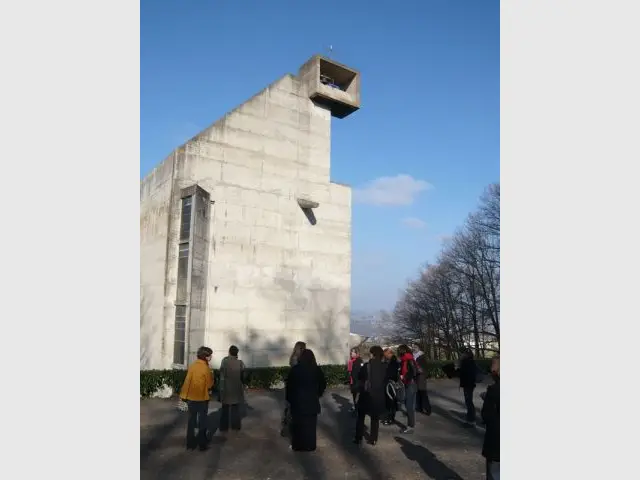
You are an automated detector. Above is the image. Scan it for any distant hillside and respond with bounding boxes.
[350,311,384,337]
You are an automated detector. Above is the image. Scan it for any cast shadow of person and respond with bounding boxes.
[394,436,464,480]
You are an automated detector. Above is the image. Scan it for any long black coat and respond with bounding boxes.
[286,364,327,416]
[384,356,400,383]
[481,381,500,462]
[459,356,477,389]
[416,355,428,391]
[356,358,387,416]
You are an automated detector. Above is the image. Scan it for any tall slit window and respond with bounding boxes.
[174,195,193,365]
[173,305,187,365]
[176,243,189,303]
[180,197,192,241]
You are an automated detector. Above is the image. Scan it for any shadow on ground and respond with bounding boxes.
[395,436,464,480]
[141,388,485,479]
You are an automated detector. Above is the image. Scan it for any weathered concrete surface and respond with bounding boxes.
[141,380,489,480]
[140,55,360,370]
[140,155,175,369]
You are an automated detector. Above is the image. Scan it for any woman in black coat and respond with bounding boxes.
[285,349,327,452]
[382,348,400,425]
[481,357,500,480]
[353,346,387,446]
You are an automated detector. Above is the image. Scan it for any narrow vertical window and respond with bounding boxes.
[176,243,189,303]
[180,196,192,241]
[174,195,193,365]
[173,305,187,365]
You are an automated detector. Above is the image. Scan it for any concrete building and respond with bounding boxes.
[140,55,361,369]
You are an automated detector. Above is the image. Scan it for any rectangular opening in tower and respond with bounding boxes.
[319,58,357,95]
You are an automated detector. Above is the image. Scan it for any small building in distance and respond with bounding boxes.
[141,55,361,369]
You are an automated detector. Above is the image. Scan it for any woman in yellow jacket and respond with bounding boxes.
[179,346,214,450]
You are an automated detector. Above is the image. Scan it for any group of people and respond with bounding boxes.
[347,344,430,443]
[178,345,247,450]
[348,344,500,479]
[177,342,500,480]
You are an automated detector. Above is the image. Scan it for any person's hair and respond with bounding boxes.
[298,348,318,367]
[289,341,306,365]
[196,346,213,360]
[351,347,359,355]
[369,345,384,359]
[491,356,500,376]
[228,345,239,357]
[397,344,410,356]
[293,341,306,355]
[383,347,393,355]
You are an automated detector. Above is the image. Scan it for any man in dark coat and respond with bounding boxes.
[382,348,400,425]
[414,350,431,415]
[459,348,478,424]
[354,346,387,446]
[218,345,246,432]
[286,349,327,452]
[481,357,500,480]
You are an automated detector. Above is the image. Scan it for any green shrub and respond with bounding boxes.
[140,360,495,397]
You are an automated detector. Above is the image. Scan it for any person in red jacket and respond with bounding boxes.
[397,344,418,433]
[347,348,364,413]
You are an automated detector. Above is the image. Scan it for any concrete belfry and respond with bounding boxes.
[140,55,361,369]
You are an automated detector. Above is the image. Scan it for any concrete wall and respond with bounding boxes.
[177,74,352,368]
[140,155,175,369]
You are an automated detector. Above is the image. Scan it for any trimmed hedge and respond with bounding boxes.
[140,359,494,398]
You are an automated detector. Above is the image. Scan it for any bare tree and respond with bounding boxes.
[390,183,500,358]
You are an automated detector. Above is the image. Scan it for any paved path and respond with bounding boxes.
[141,379,491,480]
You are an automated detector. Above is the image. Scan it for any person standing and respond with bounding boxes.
[397,344,418,434]
[459,348,478,425]
[347,348,364,413]
[353,346,387,446]
[382,348,400,425]
[281,341,306,437]
[482,357,500,480]
[414,348,432,415]
[179,346,214,451]
[286,349,327,452]
[289,341,306,367]
[218,345,246,433]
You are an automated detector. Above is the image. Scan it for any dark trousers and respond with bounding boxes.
[385,394,397,422]
[351,391,358,410]
[219,403,241,431]
[416,389,432,415]
[463,387,476,422]
[355,409,380,443]
[404,383,417,427]
[186,400,209,447]
[486,459,500,480]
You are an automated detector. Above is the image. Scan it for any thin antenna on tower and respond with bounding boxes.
[326,45,333,58]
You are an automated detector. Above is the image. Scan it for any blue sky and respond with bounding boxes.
[141,0,499,313]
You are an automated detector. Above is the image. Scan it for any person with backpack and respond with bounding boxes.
[459,348,479,425]
[353,346,387,446]
[397,344,418,434]
[382,348,401,425]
